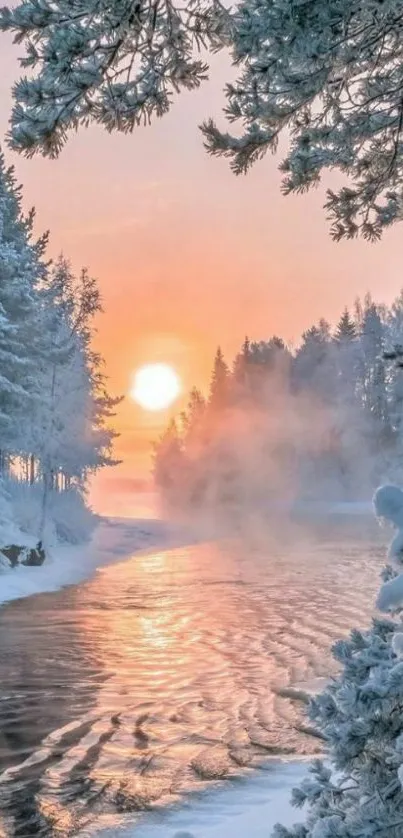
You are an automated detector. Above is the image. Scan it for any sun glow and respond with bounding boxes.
[130,363,181,411]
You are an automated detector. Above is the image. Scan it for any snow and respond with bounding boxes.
[375,485,403,611]
[392,632,403,658]
[0,517,174,606]
[90,762,307,838]
[376,572,403,612]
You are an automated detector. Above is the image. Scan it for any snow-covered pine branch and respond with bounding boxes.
[202,0,403,240]
[0,0,230,158]
[272,485,403,838]
[5,1,403,236]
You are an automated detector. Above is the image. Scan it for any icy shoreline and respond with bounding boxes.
[0,498,375,607]
[91,761,308,838]
[0,517,174,606]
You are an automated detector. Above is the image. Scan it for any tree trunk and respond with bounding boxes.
[38,471,49,541]
[29,454,35,485]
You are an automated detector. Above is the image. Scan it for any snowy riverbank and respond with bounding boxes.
[0,497,376,607]
[91,762,308,838]
[0,517,175,606]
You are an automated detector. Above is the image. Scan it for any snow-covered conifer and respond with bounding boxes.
[6,1,403,237]
[0,0,229,157]
[209,346,229,411]
[153,419,186,506]
[359,302,388,426]
[272,484,403,838]
[0,152,119,547]
[30,256,120,534]
[0,150,47,464]
[203,0,403,240]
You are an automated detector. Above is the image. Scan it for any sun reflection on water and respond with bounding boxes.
[0,525,387,837]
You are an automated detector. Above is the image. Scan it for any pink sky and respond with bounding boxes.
[1,34,403,513]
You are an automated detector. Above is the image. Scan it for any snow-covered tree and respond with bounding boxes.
[333,310,359,401]
[27,256,121,535]
[0,151,120,549]
[153,419,186,504]
[272,484,403,838]
[181,387,206,447]
[203,0,403,240]
[0,150,47,466]
[334,310,357,345]
[293,320,335,402]
[209,346,229,410]
[0,0,229,158]
[5,1,403,237]
[359,301,388,427]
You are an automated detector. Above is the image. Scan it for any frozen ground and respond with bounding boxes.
[90,762,308,838]
[0,517,176,606]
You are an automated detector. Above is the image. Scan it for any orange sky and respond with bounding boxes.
[1,34,403,514]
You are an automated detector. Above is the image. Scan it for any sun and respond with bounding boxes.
[130,363,181,411]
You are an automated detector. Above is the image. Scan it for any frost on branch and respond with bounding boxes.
[375,485,403,611]
[202,0,403,240]
[5,1,403,238]
[0,0,230,158]
[272,484,403,837]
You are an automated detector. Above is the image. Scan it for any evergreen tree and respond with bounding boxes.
[209,346,229,410]
[153,419,185,502]
[0,152,121,546]
[273,484,403,838]
[293,321,335,402]
[334,309,357,344]
[0,0,228,158]
[382,342,403,479]
[6,1,403,239]
[334,310,359,401]
[232,336,252,406]
[179,388,208,505]
[202,0,403,239]
[0,151,47,465]
[181,387,206,446]
[154,298,403,512]
[360,302,388,426]
[243,337,291,405]
[26,256,121,535]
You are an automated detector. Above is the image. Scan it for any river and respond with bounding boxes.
[0,516,386,837]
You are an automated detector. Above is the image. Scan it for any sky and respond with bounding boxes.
[1,32,403,514]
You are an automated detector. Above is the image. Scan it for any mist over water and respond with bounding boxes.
[0,515,387,837]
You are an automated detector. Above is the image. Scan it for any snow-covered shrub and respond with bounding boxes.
[273,484,403,838]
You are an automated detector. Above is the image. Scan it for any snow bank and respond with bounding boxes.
[91,762,307,838]
[0,479,100,546]
[0,517,173,606]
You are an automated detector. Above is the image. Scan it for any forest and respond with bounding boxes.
[0,151,119,553]
[154,300,403,514]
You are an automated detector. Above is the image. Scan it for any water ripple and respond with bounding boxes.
[0,519,386,836]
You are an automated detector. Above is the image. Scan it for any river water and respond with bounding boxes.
[0,517,386,837]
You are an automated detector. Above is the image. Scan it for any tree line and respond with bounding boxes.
[0,151,119,539]
[154,299,403,513]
